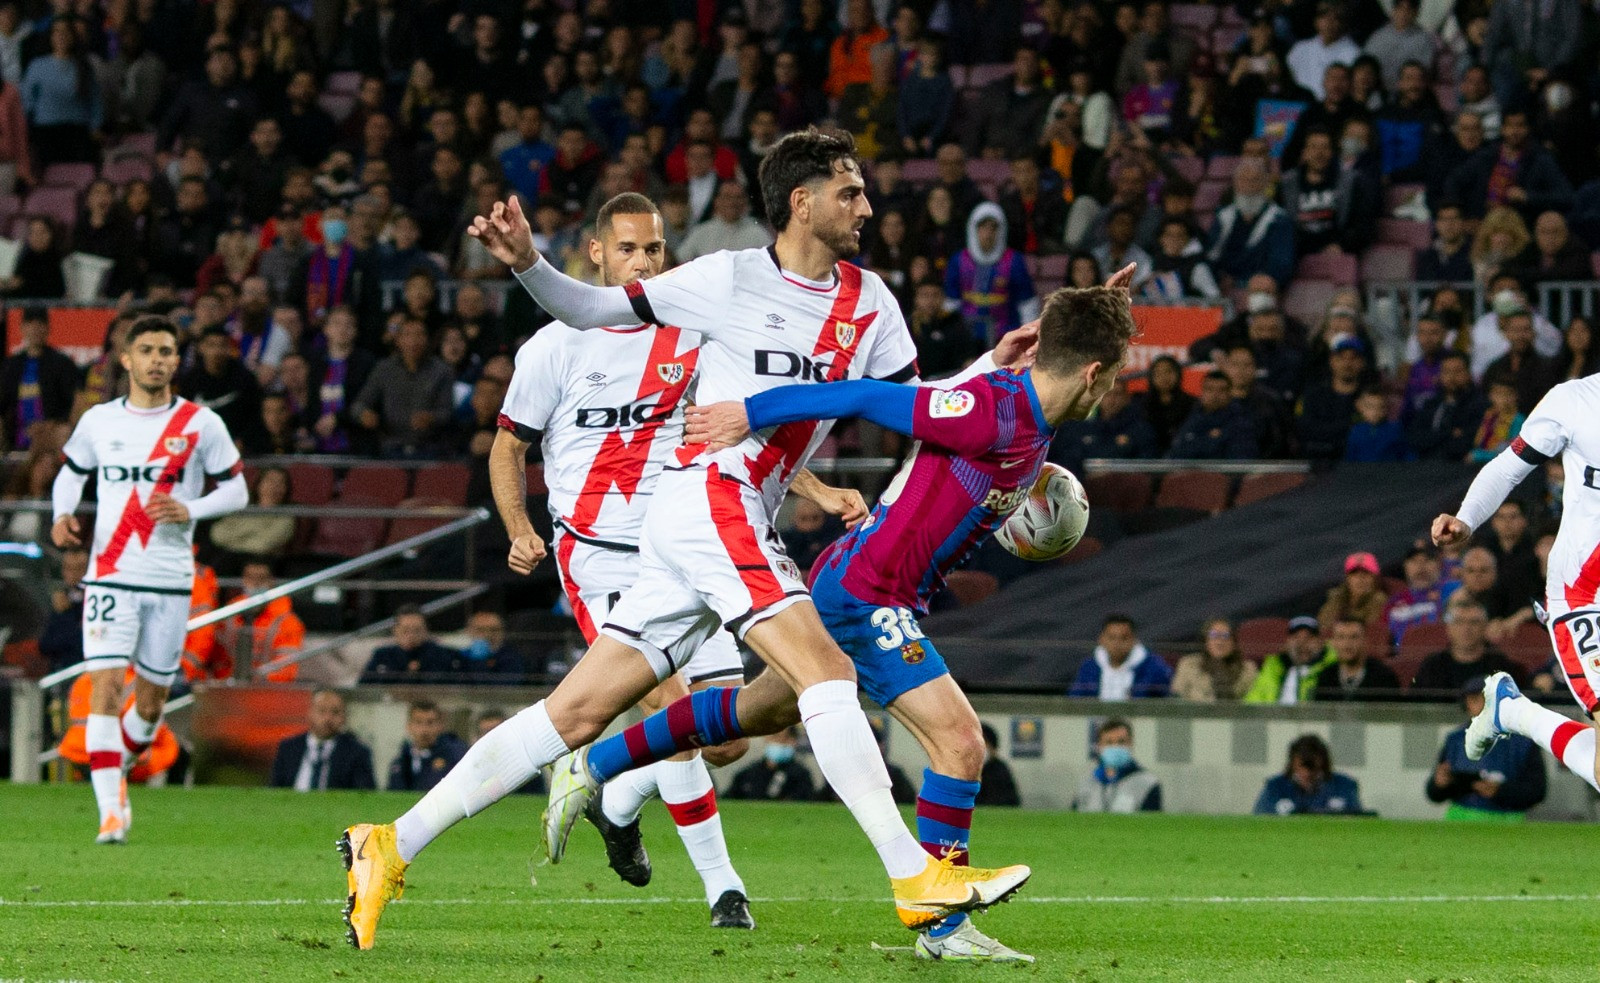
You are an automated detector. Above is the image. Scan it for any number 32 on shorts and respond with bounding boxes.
[870,607,926,651]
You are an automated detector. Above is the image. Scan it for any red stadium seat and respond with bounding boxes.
[307,496,388,558]
[411,462,472,506]
[116,133,157,156]
[1170,4,1219,30]
[968,158,1011,186]
[1399,621,1448,661]
[22,187,78,232]
[1377,218,1433,250]
[1360,244,1416,283]
[1295,252,1358,284]
[340,465,411,507]
[1384,183,1425,212]
[1504,621,1553,671]
[324,70,362,95]
[1084,472,1153,514]
[1283,279,1339,328]
[1193,179,1229,214]
[965,63,1014,89]
[1233,471,1307,506]
[1237,617,1289,662]
[944,570,999,607]
[1390,650,1430,691]
[901,158,939,185]
[384,497,456,546]
[318,92,356,122]
[1209,25,1246,54]
[1591,252,1600,280]
[1057,535,1103,565]
[1205,156,1240,181]
[1365,619,1393,658]
[1170,155,1205,185]
[41,162,95,191]
[101,156,154,185]
[285,462,335,505]
[1154,470,1231,514]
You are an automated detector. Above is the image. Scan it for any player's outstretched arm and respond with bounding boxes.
[791,469,869,527]
[1437,443,1543,545]
[488,427,547,575]
[685,380,919,451]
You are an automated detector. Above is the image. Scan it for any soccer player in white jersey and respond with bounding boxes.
[1433,374,1600,797]
[339,129,1031,950]
[50,315,247,843]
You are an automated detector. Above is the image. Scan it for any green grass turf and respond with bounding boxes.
[0,783,1594,982]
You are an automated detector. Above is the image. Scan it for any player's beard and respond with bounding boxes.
[817,220,861,263]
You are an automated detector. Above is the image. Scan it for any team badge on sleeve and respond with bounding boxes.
[657,362,685,384]
[929,390,975,419]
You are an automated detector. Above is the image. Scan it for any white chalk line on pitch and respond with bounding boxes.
[4,893,1600,909]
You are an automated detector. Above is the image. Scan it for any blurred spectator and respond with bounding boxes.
[353,316,453,459]
[0,46,27,193]
[824,0,888,100]
[73,179,140,296]
[1144,218,1219,301]
[1456,546,1517,621]
[215,559,304,683]
[1172,618,1259,701]
[233,276,290,387]
[1427,110,1487,207]
[1416,203,1472,281]
[0,423,64,541]
[1507,211,1592,286]
[1467,376,1524,464]
[1469,276,1562,380]
[837,43,897,160]
[770,49,828,133]
[1286,3,1360,100]
[497,104,553,208]
[1296,335,1367,461]
[159,46,255,159]
[1247,616,1337,704]
[976,723,1020,807]
[1344,388,1410,462]
[1444,108,1573,221]
[678,182,771,261]
[1314,616,1401,701]
[1483,308,1561,416]
[1408,352,1482,460]
[1279,126,1377,257]
[727,727,815,801]
[944,203,1038,346]
[1091,205,1153,291]
[1,306,77,449]
[544,124,604,217]
[1556,316,1599,382]
[946,0,1023,67]
[778,0,836,91]
[1411,596,1523,700]
[258,205,313,302]
[1167,369,1258,459]
[295,205,383,345]
[1385,544,1460,645]
[278,69,337,168]
[447,611,527,685]
[269,689,376,791]
[781,498,846,573]
[362,606,457,683]
[908,278,981,377]
[1218,343,1291,457]
[1115,1,1195,97]
[682,141,721,226]
[179,326,263,443]
[1069,614,1172,699]
[1484,0,1583,107]
[1121,42,1178,143]
[151,176,219,288]
[1319,551,1390,628]
[1363,0,1434,88]
[450,284,505,360]
[37,546,86,673]
[1280,62,1356,170]
[387,271,446,338]
[226,117,290,224]
[1475,500,1541,618]
[898,36,954,156]
[1050,376,1157,470]
[1204,158,1294,288]
[865,207,916,299]
[1427,677,1546,820]
[999,156,1065,256]
[194,215,262,297]
[1072,717,1162,813]
[21,16,101,166]
[1134,354,1194,455]
[388,700,469,793]
[1253,734,1364,815]
[209,467,294,568]
[306,307,375,453]
[379,213,445,285]
[971,47,1051,160]
[6,217,65,299]
[1374,62,1446,183]
[247,392,313,455]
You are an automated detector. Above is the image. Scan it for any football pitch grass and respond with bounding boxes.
[1,784,1595,982]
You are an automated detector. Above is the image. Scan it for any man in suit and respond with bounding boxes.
[387,700,469,792]
[269,689,376,791]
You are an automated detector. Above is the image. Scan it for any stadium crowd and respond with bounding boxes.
[0,0,1596,704]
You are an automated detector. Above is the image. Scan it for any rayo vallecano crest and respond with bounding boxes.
[163,436,189,456]
[834,319,857,348]
[656,362,685,384]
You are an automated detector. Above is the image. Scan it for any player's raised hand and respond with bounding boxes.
[821,486,870,528]
[51,514,82,548]
[145,492,190,525]
[995,320,1039,371]
[1104,263,1138,294]
[1431,513,1470,548]
[468,195,540,271]
[684,401,752,451]
[508,533,547,575]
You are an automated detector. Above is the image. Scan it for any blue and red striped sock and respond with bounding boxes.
[586,687,744,784]
[917,768,980,937]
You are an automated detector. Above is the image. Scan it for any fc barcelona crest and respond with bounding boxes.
[163,436,189,455]
[834,319,857,348]
[657,362,685,385]
[900,641,926,664]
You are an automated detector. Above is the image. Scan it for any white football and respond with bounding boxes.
[994,463,1090,561]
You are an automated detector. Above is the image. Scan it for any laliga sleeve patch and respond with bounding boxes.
[928,389,976,419]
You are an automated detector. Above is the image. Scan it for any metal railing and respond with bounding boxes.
[9,507,491,783]
[1083,458,1310,476]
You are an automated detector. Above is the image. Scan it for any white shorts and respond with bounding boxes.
[554,526,746,685]
[80,583,189,686]
[1547,604,1600,717]
[600,466,808,681]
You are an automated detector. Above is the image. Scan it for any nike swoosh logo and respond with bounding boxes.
[999,460,1025,469]
[356,836,369,861]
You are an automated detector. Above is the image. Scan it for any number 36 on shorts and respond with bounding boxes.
[870,606,927,651]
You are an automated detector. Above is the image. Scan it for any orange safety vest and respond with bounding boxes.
[214,595,304,683]
[181,563,222,682]
[57,670,180,782]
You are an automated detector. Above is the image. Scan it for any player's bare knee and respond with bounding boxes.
[932,724,985,782]
[702,738,750,768]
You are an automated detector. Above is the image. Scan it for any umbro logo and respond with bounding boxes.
[765,314,785,328]
[109,441,124,451]
[586,372,607,385]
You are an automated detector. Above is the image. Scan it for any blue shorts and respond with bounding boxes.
[809,564,949,707]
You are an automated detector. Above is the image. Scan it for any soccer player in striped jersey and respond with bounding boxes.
[562,280,1138,962]
[1433,373,1600,797]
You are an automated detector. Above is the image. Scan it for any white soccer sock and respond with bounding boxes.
[394,701,571,862]
[796,680,927,880]
[85,714,124,824]
[1500,697,1600,792]
[657,755,745,905]
[119,706,159,768]
[601,763,660,826]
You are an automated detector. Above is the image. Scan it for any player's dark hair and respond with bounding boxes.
[1096,717,1132,742]
[1285,733,1331,778]
[1035,286,1139,378]
[125,314,179,346]
[759,126,859,232]
[596,192,662,238]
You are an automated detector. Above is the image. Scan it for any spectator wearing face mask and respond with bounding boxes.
[446,611,526,684]
[1204,159,1295,288]
[727,728,815,801]
[1072,718,1162,813]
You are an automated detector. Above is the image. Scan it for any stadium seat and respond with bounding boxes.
[306,496,388,558]
[969,158,1011,186]
[1365,619,1393,657]
[411,462,472,505]
[944,570,1000,607]
[1591,252,1600,280]
[0,194,19,225]
[116,132,157,156]
[1504,620,1553,671]
[101,156,154,185]
[242,465,260,490]
[1193,178,1229,214]
[1398,621,1448,661]
[1057,535,1103,565]
[42,162,95,191]
[285,462,335,505]
[1204,155,1240,180]
[1233,471,1307,506]
[1033,254,1069,282]
[1283,279,1339,328]
[340,465,412,506]
[1360,244,1415,283]
[23,187,78,230]
[1084,471,1153,514]
[1154,470,1232,514]
[965,62,1014,89]
[1377,218,1433,249]
[1390,650,1430,691]
[324,70,363,96]
[318,92,356,122]
[1170,155,1205,185]
[1295,252,1358,285]
[1384,183,1425,213]
[901,158,939,185]
[384,497,456,546]
[1237,617,1288,662]
[1170,4,1218,30]
[1209,25,1245,54]
[526,463,548,496]
[1434,83,1458,111]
